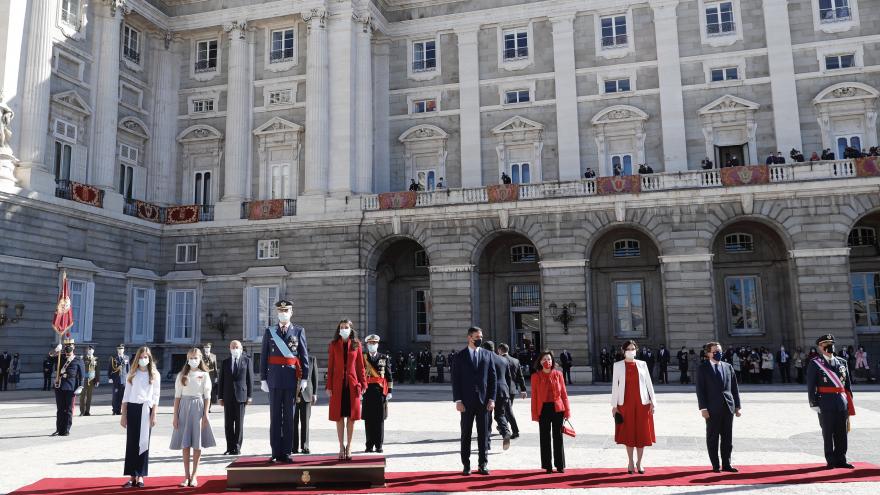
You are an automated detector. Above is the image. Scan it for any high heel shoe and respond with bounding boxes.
[627,464,634,475]
[190,477,199,487]
[338,446,346,461]
[178,478,190,487]
[345,444,352,460]
[637,466,645,474]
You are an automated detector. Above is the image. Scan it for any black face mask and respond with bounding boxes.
[824,344,835,354]
[713,351,723,361]
[473,338,483,348]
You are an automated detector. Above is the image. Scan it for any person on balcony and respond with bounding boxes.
[613,163,623,176]
[701,157,714,170]
[774,151,786,164]
[821,148,835,160]
[437,177,445,189]
[584,168,596,179]
[501,172,512,184]
[765,153,775,165]
[810,151,821,161]
[725,155,740,167]
[638,164,648,174]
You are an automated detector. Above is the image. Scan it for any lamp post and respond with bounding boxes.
[0,300,25,327]
[548,302,576,334]
[205,311,229,340]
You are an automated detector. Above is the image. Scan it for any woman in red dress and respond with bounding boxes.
[326,320,367,460]
[611,340,657,474]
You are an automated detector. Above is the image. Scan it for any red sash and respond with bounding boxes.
[813,357,855,416]
[268,356,302,379]
[366,376,389,395]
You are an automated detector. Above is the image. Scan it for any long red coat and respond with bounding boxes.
[326,339,367,421]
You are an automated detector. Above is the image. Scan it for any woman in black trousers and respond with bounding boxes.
[121,347,161,488]
[530,351,571,473]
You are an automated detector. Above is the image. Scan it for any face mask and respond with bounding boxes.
[230,349,242,359]
[824,344,835,354]
[278,312,291,323]
[713,351,723,361]
[542,360,552,369]
[473,338,483,348]
[367,344,378,353]
[138,358,150,367]
[188,358,200,368]
[624,350,636,359]
[63,346,74,354]
[203,348,211,355]
[118,350,124,356]
[87,350,94,356]
[339,328,351,340]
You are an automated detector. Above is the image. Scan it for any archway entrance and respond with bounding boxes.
[848,211,880,357]
[369,238,430,354]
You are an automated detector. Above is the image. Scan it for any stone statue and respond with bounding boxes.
[0,97,13,151]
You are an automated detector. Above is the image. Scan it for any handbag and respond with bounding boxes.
[562,419,576,438]
[614,412,624,425]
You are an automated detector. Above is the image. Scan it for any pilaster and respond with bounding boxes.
[456,26,482,188]
[302,7,330,198]
[91,1,125,195]
[429,264,477,352]
[650,0,688,172]
[147,32,180,205]
[550,16,581,181]
[353,12,374,194]
[327,7,356,197]
[373,40,391,193]
[789,248,853,346]
[658,253,716,349]
[762,0,803,153]
[539,259,588,364]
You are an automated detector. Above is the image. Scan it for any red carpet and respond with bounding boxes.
[11,462,880,494]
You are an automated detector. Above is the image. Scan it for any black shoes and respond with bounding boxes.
[477,466,490,475]
[375,448,383,453]
[301,449,310,455]
[722,466,739,473]
[712,467,722,473]
[836,463,855,469]
[510,433,520,439]
[461,467,471,476]
[557,468,565,473]
[545,469,553,474]
[365,447,374,453]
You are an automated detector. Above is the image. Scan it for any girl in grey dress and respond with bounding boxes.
[170,348,216,487]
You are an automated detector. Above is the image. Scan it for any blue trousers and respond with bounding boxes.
[269,387,296,458]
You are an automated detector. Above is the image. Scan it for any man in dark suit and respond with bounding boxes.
[559,349,573,384]
[482,341,512,450]
[497,343,527,439]
[218,340,253,455]
[696,342,741,473]
[452,327,496,475]
[0,350,11,391]
[677,346,690,384]
[657,345,670,384]
[807,334,855,469]
[777,345,791,383]
[293,354,318,454]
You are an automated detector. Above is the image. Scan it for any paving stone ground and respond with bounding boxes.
[1,383,879,494]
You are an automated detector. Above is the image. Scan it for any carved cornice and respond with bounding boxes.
[302,8,328,30]
[223,20,248,39]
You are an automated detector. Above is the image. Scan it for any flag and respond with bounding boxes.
[53,271,74,335]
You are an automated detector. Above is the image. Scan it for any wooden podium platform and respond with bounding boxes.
[226,455,386,490]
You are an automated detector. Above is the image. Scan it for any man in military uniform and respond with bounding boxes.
[203,343,219,412]
[418,347,432,383]
[407,352,417,384]
[108,344,130,415]
[42,352,54,391]
[260,300,310,463]
[80,345,100,416]
[363,334,394,453]
[806,334,856,469]
[51,337,84,436]
[435,351,447,383]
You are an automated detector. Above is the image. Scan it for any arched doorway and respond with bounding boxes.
[476,233,541,352]
[369,238,431,354]
[847,211,880,355]
[712,220,796,348]
[590,227,665,353]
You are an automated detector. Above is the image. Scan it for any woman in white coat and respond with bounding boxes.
[611,340,657,474]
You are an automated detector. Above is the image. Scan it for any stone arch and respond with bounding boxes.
[585,219,665,261]
[469,225,542,267]
[708,213,795,255]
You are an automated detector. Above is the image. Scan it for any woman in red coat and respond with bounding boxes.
[530,350,571,474]
[326,320,367,460]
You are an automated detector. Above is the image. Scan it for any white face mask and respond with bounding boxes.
[230,349,242,359]
[203,348,211,355]
[367,343,378,353]
[624,350,636,360]
[138,358,150,368]
[339,327,352,340]
[117,350,124,356]
[278,312,291,323]
[87,350,94,356]
[188,358,201,368]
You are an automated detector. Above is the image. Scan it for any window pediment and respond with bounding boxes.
[398,124,448,143]
[118,116,151,140]
[591,105,648,125]
[698,95,760,115]
[491,115,544,135]
[253,117,304,136]
[52,90,92,116]
[813,82,879,104]
[177,125,223,143]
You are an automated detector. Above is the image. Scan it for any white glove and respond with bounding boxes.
[300,380,308,392]
[55,344,62,353]
[108,379,113,384]
[811,406,821,414]
[261,380,269,393]
[387,393,392,401]
[74,387,83,395]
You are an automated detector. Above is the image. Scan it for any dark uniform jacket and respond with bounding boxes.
[43,357,54,376]
[365,352,394,394]
[807,354,854,414]
[56,355,85,391]
[488,352,511,400]
[261,323,310,389]
[83,356,100,385]
[108,354,131,382]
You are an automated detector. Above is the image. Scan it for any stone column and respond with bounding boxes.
[455,26,482,188]
[302,8,330,197]
[13,0,56,193]
[539,260,589,376]
[650,0,688,172]
[353,13,373,194]
[327,8,355,197]
[550,16,581,181]
[217,21,251,219]
[762,0,802,153]
[147,33,180,205]
[659,253,717,348]
[429,265,478,352]
[373,40,391,193]
[789,248,853,346]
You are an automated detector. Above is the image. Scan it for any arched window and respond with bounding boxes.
[724,233,753,252]
[414,250,430,267]
[848,227,876,247]
[510,244,537,263]
[613,239,640,257]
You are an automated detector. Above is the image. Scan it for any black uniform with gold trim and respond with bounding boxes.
[52,339,84,436]
[108,345,131,415]
[363,335,394,453]
[806,334,855,469]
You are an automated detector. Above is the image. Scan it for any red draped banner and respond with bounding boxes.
[70,182,103,208]
[596,176,641,195]
[378,191,418,210]
[165,205,200,224]
[720,165,770,186]
[487,184,519,203]
[247,199,285,220]
[855,157,880,177]
[135,201,163,223]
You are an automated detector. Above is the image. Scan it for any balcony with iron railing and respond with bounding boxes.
[240,199,297,220]
[123,47,140,64]
[361,159,864,211]
[55,179,105,208]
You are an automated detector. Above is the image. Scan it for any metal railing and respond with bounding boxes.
[123,47,140,64]
[54,179,105,206]
[199,205,215,222]
[240,199,297,219]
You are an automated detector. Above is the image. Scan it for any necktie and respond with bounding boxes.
[233,359,237,375]
[715,364,722,380]
[472,349,477,367]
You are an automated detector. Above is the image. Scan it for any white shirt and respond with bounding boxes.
[122,369,161,406]
[174,370,212,398]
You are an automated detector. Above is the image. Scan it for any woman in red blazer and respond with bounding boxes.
[326,320,367,460]
[530,350,571,474]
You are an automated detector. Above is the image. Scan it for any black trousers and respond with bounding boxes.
[269,387,296,458]
[224,400,247,453]
[292,399,311,451]
[705,409,734,469]
[562,366,572,384]
[436,367,444,383]
[43,373,52,391]
[658,364,668,384]
[460,404,489,469]
[210,378,219,404]
[538,403,565,470]
[780,363,791,383]
[492,396,511,438]
[796,367,805,384]
[508,396,520,436]
[819,409,848,466]
[112,381,125,414]
[124,403,151,477]
[0,370,8,390]
[363,386,385,450]
[54,389,75,434]
[680,366,689,384]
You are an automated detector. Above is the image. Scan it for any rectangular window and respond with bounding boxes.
[130,287,155,344]
[270,28,295,63]
[414,250,430,267]
[193,171,212,205]
[820,0,851,22]
[601,15,628,48]
[267,89,293,105]
[611,154,633,176]
[412,98,437,113]
[510,163,531,184]
[192,98,214,113]
[270,164,288,199]
[195,40,218,72]
[706,2,736,35]
[711,67,739,81]
[412,40,437,72]
[123,25,140,64]
[175,244,198,264]
[168,289,195,342]
[614,280,644,337]
[510,283,540,307]
[825,54,855,70]
[54,119,77,142]
[119,144,139,163]
[852,272,880,332]
[119,164,133,200]
[604,78,631,93]
[726,275,761,335]
[510,244,537,263]
[247,286,279,341]
[257,239,280,260]
[60,0,80,28]
[414,289,431,339]
[503,29,529,60]
[54,141,73,182]
[505,89,530,104]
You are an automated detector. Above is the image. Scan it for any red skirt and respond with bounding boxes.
[614,361,655,448]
